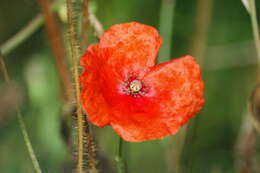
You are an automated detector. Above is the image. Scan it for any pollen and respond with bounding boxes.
[129,80,142,93]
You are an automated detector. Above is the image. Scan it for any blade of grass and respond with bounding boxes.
[89,13,104,38]
[248,0,260,66]
[0,0,62,56]
[189,0,213,64]
[0,52,42,173]
[180,0,213,172]
[158,0,176,63]
[0,14,43,56]
[158,1,186,172]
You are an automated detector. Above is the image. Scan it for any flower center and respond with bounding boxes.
[129,80,142,93]
[122,75,148,97]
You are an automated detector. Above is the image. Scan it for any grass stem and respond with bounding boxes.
[158,0,176,63]
[0,0,61,56]
[0,52,42,173]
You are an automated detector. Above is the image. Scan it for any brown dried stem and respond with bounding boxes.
[37,0,72,103]
[89,13,104,38]
[249,84,260,133]
[235,0,260,172]
[81,0,89,50]
[235,115,257,173]
[189,0,213,64]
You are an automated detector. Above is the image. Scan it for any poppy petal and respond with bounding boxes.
[111,115,180,142]
[144,56,204,126]
[99,22,162,76]
[80,45,111,127]
[106,56,203,141]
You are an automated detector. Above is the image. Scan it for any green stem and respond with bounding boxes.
[0,0,62,56]
[158,0,176,63]
[116,138,126,173]
[0,53,42,173]
[249,0,260,66]
[0,15,43,56]
[17,111,42,173]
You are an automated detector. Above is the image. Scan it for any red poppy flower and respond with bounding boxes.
[80,22,204,142]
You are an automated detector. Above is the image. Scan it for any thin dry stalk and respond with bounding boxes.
[0,0,61,56]
[37,0,72,102]
[235,115,257,173]
[89,13,104,38]
[189,0,213,64]
[235,0,260,172]
[81,0,89,50]
[249,84,260,133]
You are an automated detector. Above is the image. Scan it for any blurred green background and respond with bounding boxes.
[0,0,259,172]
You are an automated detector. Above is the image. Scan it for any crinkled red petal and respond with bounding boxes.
[144,56,204,126]
[99,22,162,77]
[108,56,204,142]
[80,45,111,127]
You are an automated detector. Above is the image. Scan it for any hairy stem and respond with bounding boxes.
[0,52,42,173]
[80,1,98,171]
[83,115,97,173]
[66,0,84,172]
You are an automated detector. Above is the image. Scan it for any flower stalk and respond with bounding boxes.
[116,138,126,173]
[66,0,84,172]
